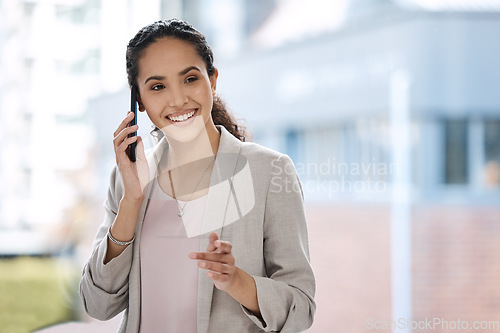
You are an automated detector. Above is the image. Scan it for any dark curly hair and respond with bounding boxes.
[126,19,249,142]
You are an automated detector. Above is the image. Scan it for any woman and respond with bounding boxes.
[79,19,315,333]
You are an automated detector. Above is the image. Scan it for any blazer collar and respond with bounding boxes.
[145,125,242,187]
[144,125,243,333]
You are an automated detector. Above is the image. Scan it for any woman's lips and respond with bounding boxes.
[166,108,199,126]
[166,108,197,121]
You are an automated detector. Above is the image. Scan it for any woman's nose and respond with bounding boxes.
[168,86,188,108]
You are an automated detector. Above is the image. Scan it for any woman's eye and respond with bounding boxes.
[151,84,164,91]
[185,76,197,84]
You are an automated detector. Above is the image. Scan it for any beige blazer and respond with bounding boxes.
[79,125,316,332]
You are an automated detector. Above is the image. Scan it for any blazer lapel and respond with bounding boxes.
[197,125,243,333]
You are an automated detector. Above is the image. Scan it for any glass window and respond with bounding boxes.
[485,120,500,162]
[444,119,468,184]
[484,119,500,188]
[285,128,299,163]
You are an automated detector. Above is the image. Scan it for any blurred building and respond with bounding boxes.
[203,1,500,332]
[218,1,500,204]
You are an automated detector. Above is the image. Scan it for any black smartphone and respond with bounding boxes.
[126,85,138,162]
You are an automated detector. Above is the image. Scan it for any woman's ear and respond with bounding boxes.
[210,68,218,95]
[137,93,146,112]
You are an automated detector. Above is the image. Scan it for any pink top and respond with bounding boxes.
[140,177,208,332]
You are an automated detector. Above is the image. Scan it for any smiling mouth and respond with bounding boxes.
[166,109,197,122]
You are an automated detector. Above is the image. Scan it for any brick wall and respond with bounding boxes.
[412,205,500,332]
[306,203,391,333]
[306,203,500,333]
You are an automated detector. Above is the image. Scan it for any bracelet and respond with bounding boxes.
[107,225,135,246]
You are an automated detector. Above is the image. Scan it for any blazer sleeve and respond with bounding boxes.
[242,153,316,332]
[79,166,134,320]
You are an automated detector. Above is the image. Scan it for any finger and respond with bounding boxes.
[113,112,135,137]
[113,123,138,145]
[113,125,138,149]
[115,123,138,141]
[115,112,135,135]
[206,270,231,282]
[189,252,234,265]
[214,240,232,254]
[206,232,219,252]
[197,261,232,274]
[117,135,138,154]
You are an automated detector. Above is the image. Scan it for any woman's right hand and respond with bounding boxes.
[113,112,150,202]
[104,112,149,264]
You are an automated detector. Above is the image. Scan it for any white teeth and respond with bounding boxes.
[168,110,196,122]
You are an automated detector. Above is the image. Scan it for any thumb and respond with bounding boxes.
[136,136,145,158]
[206,232,219,252]
[135,136,150,192]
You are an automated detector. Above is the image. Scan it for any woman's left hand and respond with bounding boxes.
[189,232,240,292]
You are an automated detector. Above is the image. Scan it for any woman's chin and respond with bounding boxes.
[160,117,208,143]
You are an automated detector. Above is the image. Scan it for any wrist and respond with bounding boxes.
[107,224,135,246]
[121,194,144,206]
[224,268,262,318]
[225,267,243,294]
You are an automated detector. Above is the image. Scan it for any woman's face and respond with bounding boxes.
[136,37,217,142]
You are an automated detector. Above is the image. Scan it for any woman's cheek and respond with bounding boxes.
[192,83,213,100]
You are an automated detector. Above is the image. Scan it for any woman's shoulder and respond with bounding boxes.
[238,140,298,175]
[239,140,284,162]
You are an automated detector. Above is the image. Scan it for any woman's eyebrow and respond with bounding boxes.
[144,75,165,84]
[178,66,201,76]
[144,66,201,84]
